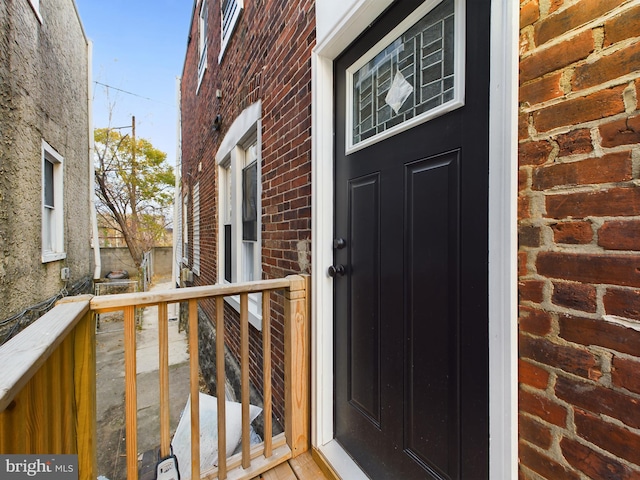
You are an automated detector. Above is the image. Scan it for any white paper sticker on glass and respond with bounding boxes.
[348,0,463,152]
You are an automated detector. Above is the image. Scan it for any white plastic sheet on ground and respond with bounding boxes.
[171,392,262,479]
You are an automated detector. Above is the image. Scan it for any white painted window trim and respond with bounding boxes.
[175,182,183,271]
[216,102,263,330]
[192,182,201,275]
[311,0,518,479]
[27,0,43,24]
[41,140,65,263]
[197,0,208,93]
[345,0,465,154]
[218,0,243,63]
[182,192,189,265]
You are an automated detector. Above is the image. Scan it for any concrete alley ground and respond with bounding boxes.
[95,280,190,480]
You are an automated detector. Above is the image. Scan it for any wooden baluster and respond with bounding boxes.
[124,305,138,480]
[158,302,170,457]
[262,291,272,458]
[189,299,200,480]
[240,293,250,469]
[284,275,310,457]
[216,296,227,479]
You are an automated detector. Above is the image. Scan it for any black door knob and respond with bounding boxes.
[333,238,347,249]
[328,264,346,277]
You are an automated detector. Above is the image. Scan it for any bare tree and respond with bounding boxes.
[94,123,175,267]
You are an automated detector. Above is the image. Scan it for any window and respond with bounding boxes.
[346,0,464,153]
[27,0,42,23]
[175,186,183,271]
[182,193,189,264]
[197,0,208,90]
[242,146,258,281]
[221,163,233,282]
[192,182,201,275]
[219,0,243,62]
[216,102,262,328]
[220,141,260,284]
[42,141,65,262]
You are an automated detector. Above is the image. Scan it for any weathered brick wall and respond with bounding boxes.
[519,1,640,478]
[181,0,314,426]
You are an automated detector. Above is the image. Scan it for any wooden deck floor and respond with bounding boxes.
[252,451,331,480]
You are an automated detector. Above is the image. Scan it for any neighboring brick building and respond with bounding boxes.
[179,0,314,426]
[0,0,93,332]
[519,1,640,478]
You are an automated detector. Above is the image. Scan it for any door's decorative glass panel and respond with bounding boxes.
[348,0,462,152]
[386,71,414,114]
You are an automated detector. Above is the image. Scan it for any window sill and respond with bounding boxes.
[42,252,66,264]
[28,0,43,24]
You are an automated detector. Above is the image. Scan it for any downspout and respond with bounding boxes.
[88,40,101,280]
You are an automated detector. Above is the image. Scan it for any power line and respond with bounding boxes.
[93,80,174,107]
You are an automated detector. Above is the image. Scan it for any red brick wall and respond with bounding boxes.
[181,0,315,427]
[519,1,640,478]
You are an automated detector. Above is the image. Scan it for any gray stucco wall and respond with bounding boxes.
[0,0,91,319]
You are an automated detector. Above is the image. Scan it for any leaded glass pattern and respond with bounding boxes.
[351,0,455,146]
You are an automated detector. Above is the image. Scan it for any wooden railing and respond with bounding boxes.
[0,295,96,480]
[0,275,310,480]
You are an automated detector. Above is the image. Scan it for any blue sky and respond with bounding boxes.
[75,0,194,166]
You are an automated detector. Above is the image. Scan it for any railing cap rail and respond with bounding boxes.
[90,276,306,312]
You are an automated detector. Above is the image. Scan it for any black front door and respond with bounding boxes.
[333,1,490,478]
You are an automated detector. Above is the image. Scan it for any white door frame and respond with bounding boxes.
[310,1,519,477]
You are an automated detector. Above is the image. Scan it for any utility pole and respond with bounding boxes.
[131,115,136,163]
[130,115,140,263]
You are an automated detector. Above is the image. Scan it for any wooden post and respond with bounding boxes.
[284,275,310,457]
[74,309,97,480]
